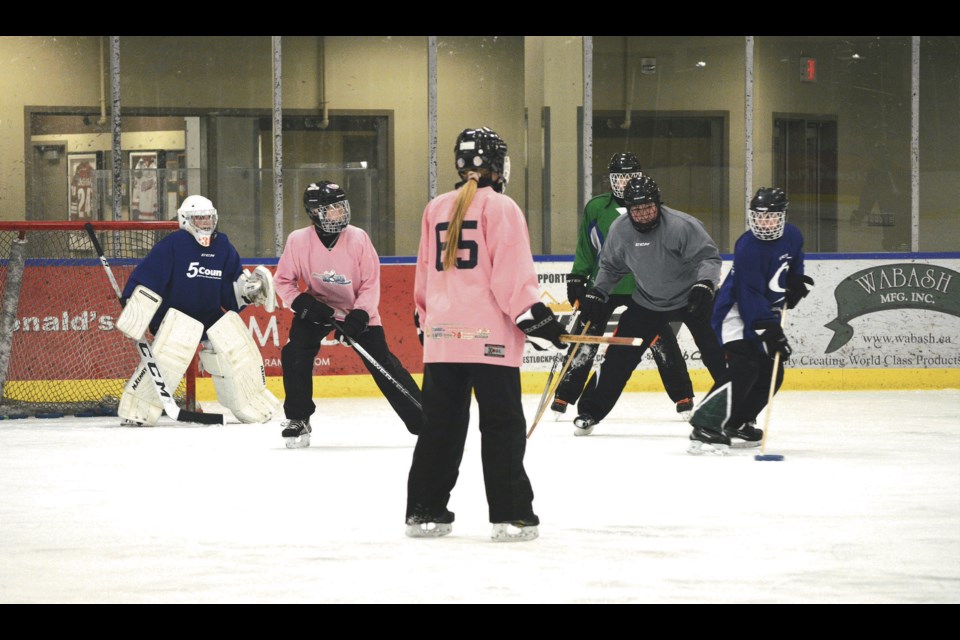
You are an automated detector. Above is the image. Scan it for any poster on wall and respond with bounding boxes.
[67,153,99,251]
[130,151,159,221]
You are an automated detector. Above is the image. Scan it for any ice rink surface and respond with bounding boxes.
[1,389,958,604]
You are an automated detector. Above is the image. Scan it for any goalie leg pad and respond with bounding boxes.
[116,285,162,340]
[118,308,204,426]
[201,311,281,423]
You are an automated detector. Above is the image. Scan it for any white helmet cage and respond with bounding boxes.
[748,187,788,241]
[177,195,218,247]
[608,152,643,199]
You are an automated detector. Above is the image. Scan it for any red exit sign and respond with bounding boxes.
[801,56,817,82]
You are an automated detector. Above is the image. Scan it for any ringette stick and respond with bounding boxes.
[527,321,592,439]
[534,303,580,420]
[756,307,788,462]
[558,333,645,346]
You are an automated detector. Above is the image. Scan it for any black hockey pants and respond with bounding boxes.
[406,362,538,526]
[577,299,728,422]
[281,316,422,434]
[553,294,694,406]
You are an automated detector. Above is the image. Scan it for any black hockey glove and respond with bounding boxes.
[413,310,424,345]
[517,302,567,351]
[291,292,335,325]
[566,273,589,307]
[335,309,369,344]
[785,274,815,309]
[686,280,715,318]
[756,322,792,362]
[580,288,609,328]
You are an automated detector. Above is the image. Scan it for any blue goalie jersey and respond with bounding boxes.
[121,229,244,334]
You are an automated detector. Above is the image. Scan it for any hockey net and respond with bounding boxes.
[0,221,196,417]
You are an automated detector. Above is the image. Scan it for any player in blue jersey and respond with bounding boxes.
[686,187,814,454]
[115,195,281,426]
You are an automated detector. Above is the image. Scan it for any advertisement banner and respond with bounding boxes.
[6,256,958,386]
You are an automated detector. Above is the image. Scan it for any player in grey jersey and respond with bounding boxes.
[574,176,729,438]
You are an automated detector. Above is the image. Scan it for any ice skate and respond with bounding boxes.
[723,420,763,448]
[405,522,453,538]
[573,414,597,437]
[687,426,731,455]
[675,397,694,421]
[405,512,454,538]
[281,418,311,449]
[491,522,539,542]
[550,398,569,420]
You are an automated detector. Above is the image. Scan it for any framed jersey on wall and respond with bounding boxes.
[130,151,159,221]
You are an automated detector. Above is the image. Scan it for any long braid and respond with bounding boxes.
[442,172,480,271]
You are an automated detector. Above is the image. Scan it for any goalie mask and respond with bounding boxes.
[303,181,351,234]
[623,176,662,233]
[748,187,788,241]
[455,127,510,192]
[608,152,643,200]
[177,195,218,247]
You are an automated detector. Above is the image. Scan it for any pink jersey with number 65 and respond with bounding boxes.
[415,186,540,368]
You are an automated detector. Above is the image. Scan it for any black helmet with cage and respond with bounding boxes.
[622,176,662,233]
[608,152,643,199]
[303,181,351,234]
[748,187,788,241]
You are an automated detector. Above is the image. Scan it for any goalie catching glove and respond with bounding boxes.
[234,265,277,312]
[517,302,566,351]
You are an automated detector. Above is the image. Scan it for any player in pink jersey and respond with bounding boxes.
[405,127,567,542]
[274,181,422,448]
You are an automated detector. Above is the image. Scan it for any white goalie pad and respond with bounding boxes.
[233,266,277,313]
[118,308,203,426]
[117,285,162,340]
[199,311,281,424]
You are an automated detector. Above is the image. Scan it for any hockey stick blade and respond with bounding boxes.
[559,334,645,347]
[84,222,225,426]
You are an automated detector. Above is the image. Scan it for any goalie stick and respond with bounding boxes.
[84,223,224,426]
